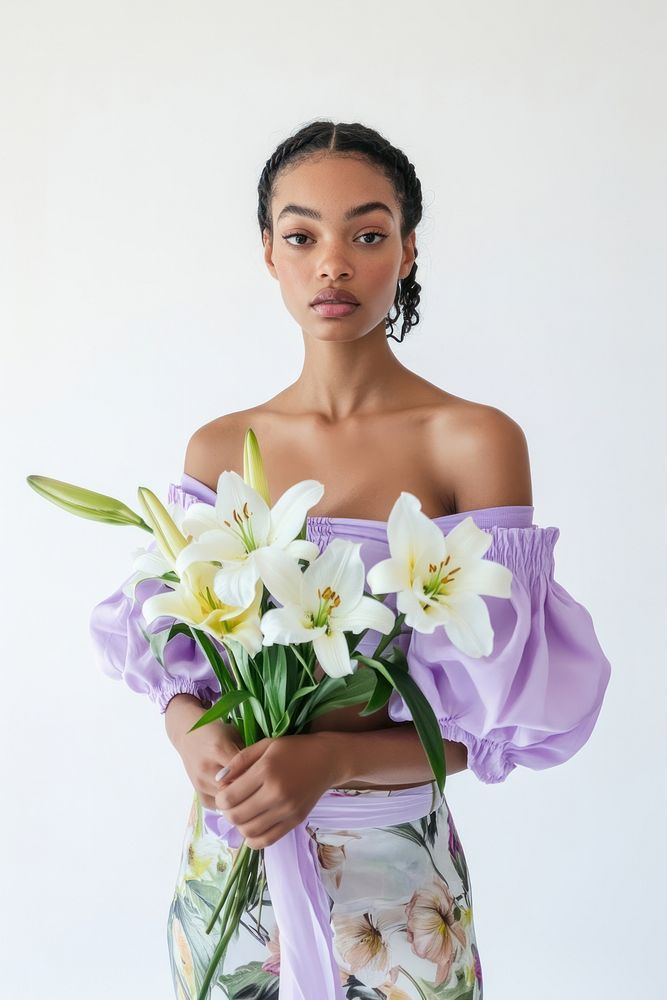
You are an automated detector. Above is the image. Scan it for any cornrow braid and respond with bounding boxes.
[257,120,423,342]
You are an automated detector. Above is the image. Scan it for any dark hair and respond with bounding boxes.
[257,120,423,342]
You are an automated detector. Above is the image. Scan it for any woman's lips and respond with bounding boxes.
[311,302,359,317]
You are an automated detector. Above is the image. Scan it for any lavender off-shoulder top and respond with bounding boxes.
[88,473,612,784]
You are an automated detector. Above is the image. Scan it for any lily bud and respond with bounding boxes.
[136,486,188,565]
[27,475,149,529]
[243,427,271,507]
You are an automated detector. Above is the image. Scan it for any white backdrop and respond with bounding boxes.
[2,2,664,998]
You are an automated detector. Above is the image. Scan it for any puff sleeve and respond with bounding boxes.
[88,483,223,714]
[387,522,612,783]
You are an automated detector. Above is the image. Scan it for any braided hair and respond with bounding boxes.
[257,120,423,343]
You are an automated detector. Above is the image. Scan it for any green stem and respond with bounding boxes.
[254,871,266,934]
[205,841,251,934]
[197,874,250,1000]
[371,611,405,659]
[222,641,241,687]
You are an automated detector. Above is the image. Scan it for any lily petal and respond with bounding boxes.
[141,585,204,625]
[284,538,321,563]
[131,549,172,578]
[216,470,271,546]
[212,557,261,609]
[442,516,493,565]
[268,478,325,547]
[332,595,396,635]
[181,501,220,539]
[387,492,446,570]
[455,558,513,598]
[260,605,320,645]
[253,546,305,608]
[175,537,237,575]
[396,587,444,632]
[313,629,356,678]
[366,556,411,595]
[304,539,365,609]
[217,616,264,658]
[439,590,495,657]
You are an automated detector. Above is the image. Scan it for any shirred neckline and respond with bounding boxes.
[177,473,535,530]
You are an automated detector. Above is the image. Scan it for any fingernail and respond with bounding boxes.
[215,765,230,782]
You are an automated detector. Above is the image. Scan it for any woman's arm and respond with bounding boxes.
[312,727,469,788]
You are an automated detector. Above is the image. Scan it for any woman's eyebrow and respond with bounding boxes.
[276,201,394,223]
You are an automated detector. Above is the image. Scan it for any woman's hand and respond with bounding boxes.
[214,733,339,849]
[164,694,245,809]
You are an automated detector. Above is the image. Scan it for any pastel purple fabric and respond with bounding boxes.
[89,472,611,783]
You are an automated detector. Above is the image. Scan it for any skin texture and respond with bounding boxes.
[165,152,533,847]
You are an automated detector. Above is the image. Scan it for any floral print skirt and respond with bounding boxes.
[167,785,483,1000]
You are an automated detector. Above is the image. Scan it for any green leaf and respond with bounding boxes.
[261,646,280,728]
[345,628,368,654]
[286,683,319,709]
[303,669,377,723]
[231,641,258,697]
[248,696,270,734]
[141,621,201,671]
[290,643,315,682]
[271,710,291,737]
[144,625,171,669]
[191,628,233,694]
[188,690,253,731]
[275,645,287,715]
[385,640,411,672]
[359,670,393,715]
[292,676,342,729]
[355,652,446,794]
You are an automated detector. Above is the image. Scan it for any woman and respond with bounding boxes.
[89,120,611,999]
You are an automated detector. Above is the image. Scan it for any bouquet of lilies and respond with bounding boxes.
[28,427,513,998]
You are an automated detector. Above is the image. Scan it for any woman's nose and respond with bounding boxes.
[316,245,354,280]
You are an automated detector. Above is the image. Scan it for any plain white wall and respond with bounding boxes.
[3,1,665,997]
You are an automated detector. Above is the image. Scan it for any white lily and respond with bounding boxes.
[253,537,396,678]
[122,500,193,600]
[140,560,264,657]
[366,492,513,658]
[175,470,324,610]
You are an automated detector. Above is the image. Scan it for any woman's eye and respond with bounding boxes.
[283,233,311,246]
[282,231,387,247]
[357,231,386,245]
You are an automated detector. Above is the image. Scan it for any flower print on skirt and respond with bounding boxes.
[167,785,483,999]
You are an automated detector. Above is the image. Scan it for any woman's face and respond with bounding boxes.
[262,154,416,342]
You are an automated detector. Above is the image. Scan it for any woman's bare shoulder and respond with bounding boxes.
[427,397,533,511]
[432,393,527,438]
[183,405,268,489]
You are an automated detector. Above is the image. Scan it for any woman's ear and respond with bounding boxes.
[262,228,278,279]
[400,230,417,279]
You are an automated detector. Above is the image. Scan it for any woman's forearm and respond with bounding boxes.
[312,724,469,789]
[164,693,206,749]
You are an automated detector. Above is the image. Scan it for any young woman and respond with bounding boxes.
[90,120,611,1000]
